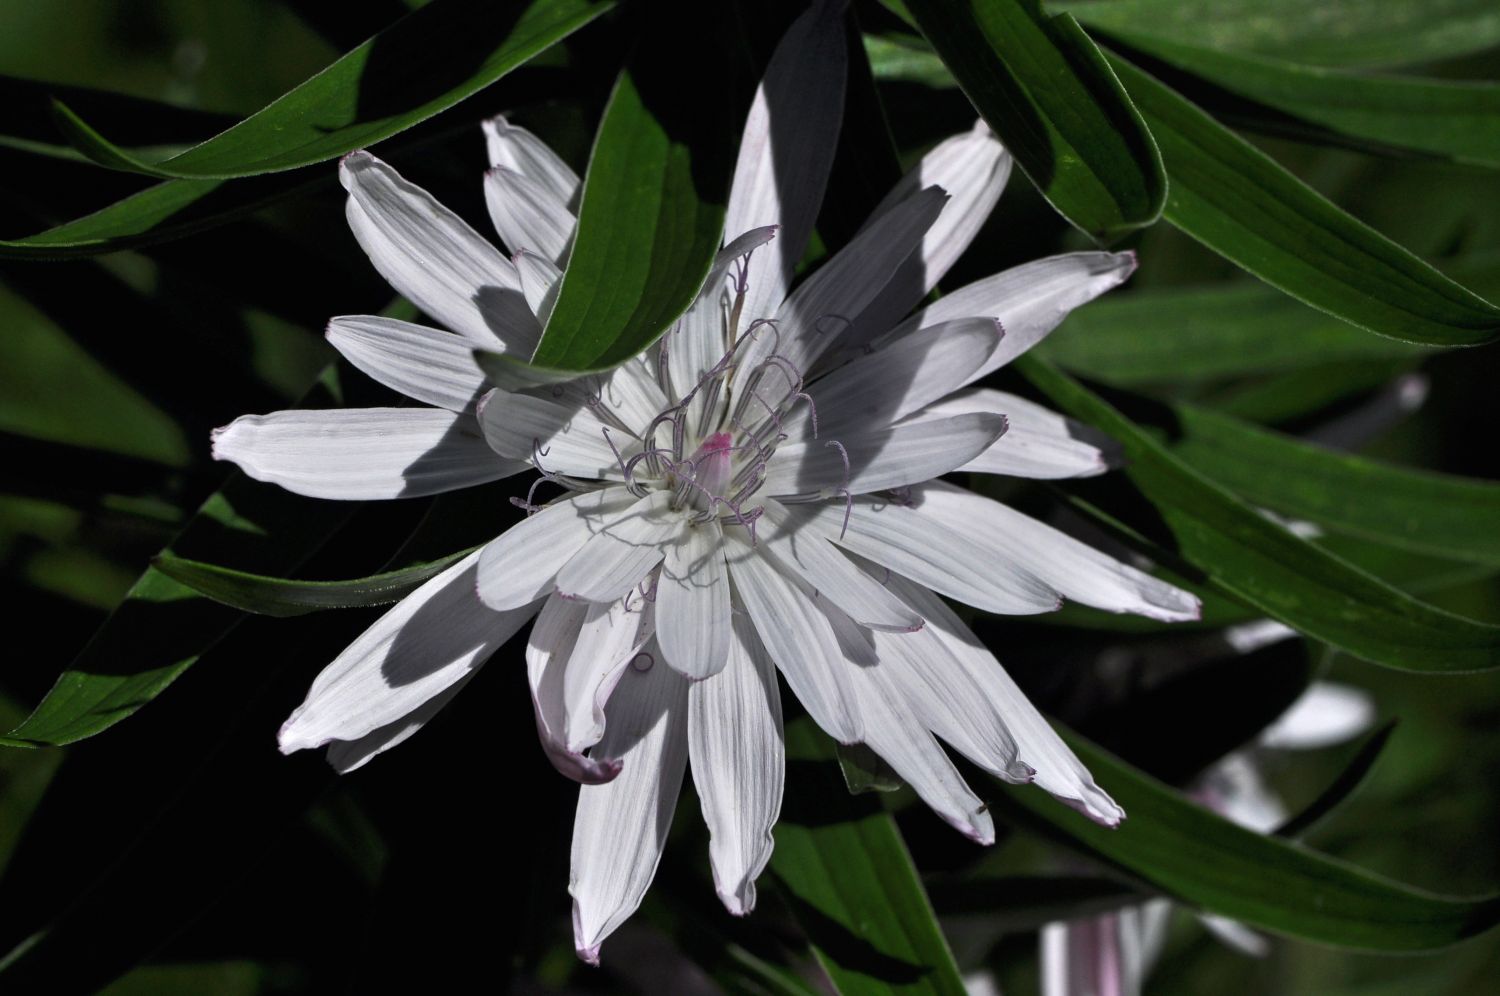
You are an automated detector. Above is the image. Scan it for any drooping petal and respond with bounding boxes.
[554,491,684,603]
[724,0,847,327]
[528,592,655,783]
[688,614,784,915]
[476,487,638,609]
[758,501,922,632]
[478,389,628,479]
[891,251,1136,383]
[340,151,539,350]
[325,316,490,413]
[746,186,948,379]
[656,520,732,679]
[278,552,539,752]
[885,571,1124,826]
[762,412,1007,499]
[848,120,1013,341]
[912,388,1111,479]
[513,248,563,323]
[484,166,576,264]
[483,114,582,208]
[849,660,996,844]
[570,650,690,963]
[211,408,519,500]
[787,317,1001,439]
[723,532,863,744]
[325,668,478,774]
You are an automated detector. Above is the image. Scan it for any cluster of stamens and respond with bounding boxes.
[513,244,855,541]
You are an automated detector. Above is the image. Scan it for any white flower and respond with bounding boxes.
[212,0,1200,964]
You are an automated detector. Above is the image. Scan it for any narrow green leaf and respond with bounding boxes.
[926,875,1141,929]
[1112,56,1500,346]
[152,547,475,618]
[48,0,613,179]
[772,719,966,996]
[1275,722,1397,840]
[1036,280,1440,387]
[1109,33,1500,168]
[1016,356,1500,672]
[527,4,735,371]
[1167,402,1500,567]
[1057,0,1500,70]
[903,0,1165,242]
[994,727,1500,951]
[0,372,357,748]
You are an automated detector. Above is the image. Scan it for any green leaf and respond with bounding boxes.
[152,547,475,618]
[1275,722,1396,840]
[1112,56,1500,346]
[1016,356,1500,672]
[1166,402,1500,568]
[837,741,905,794]
[994,727,1500,951]
[527,4,735,372]
[1036,280,1440,387]
[903,0,1165,242]
[48,0,613,179]
[1107,33,1500,168]
[771,719,966,995]
[926,875,1140,930]
[0,374,357,748]
[1056,0,1500,70]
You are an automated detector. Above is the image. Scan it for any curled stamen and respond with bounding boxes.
[794,391,819,437]
[825,439,853,539]
[532,439,551,460]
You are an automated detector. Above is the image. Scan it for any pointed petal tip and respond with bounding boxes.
[1122,248,1140,276]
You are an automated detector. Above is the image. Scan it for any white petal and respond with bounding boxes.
[759,501,923,632]
[1258,682,1376,750]
[762,412,1006,498]
[910,388,1110,479]
[278,552,538,752]
[917,483,1200,621]
[478,389,627,479]
[513,247,564,324]
[563,593,657,751]
[476,487,638,609]
[868,624,1031,783]
[788,318,1002,439]
[211,407,519,500]
[325,668,478,773]
[550,358,672,438]
[688,614,784,915]
[570,651,690,963]
[886,572,1124,826]
[666,225,781,417]
[796,494,1061,615]
[894,250,1136,382]
[723,532,863,744]
[656,520,732,679]
[849,120,1013,341]
[528,592,655,783]
[554,491,683,603]
[850,661,995,844]
[484,166,576,264]
[747,186,948,379]
[341,151,539,350]
[1199,913,1271,957]
[724,0,847,328]
[325,315,489,413]
[483,114,581,208]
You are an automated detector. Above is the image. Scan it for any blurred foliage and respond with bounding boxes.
[1,0,1499,994]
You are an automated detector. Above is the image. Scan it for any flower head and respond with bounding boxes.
[212,0,1200,964]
